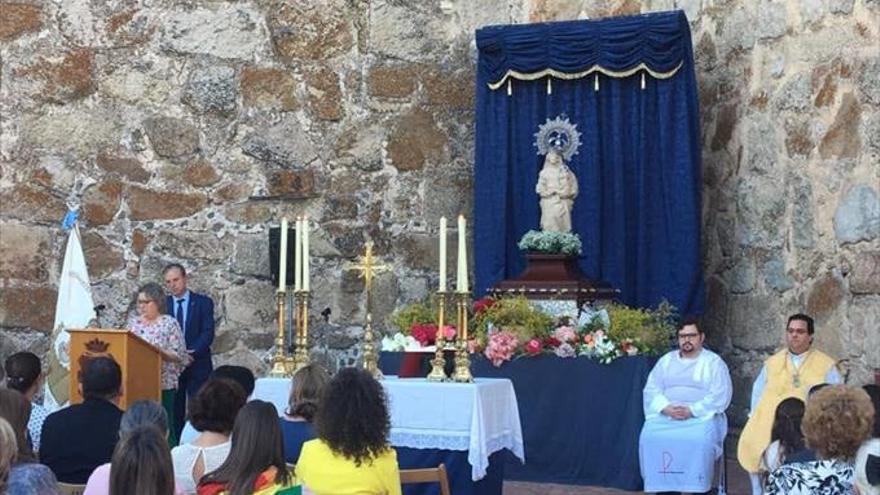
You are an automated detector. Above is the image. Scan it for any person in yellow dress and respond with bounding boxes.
[296,367,401,495]
[737,313,841,494]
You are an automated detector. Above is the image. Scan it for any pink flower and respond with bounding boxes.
[554,343,576,358]
[484,330,519,367]
[525,338,543,355]
[552,326,577,343]
[621,340,639,356]
[583,334,595,346]
[410,324,439,346]
[441,325,457,340]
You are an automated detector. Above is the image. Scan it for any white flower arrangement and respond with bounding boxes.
[517,230,583,256]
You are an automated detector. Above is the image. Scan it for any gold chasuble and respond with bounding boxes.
[737,349,837,473]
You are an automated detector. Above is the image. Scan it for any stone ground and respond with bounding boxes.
[504,432,752,495]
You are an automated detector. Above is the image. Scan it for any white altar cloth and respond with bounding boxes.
[253,376,525,481]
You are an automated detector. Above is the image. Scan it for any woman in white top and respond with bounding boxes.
[171,378,247,494]
[3,352,50,451]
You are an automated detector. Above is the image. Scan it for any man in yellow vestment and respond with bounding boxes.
[736,313,841,494]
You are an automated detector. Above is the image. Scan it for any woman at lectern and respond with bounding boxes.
[128,282,188,446]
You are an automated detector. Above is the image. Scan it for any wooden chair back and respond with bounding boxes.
[399,463,451,495]
[57,483,87,495]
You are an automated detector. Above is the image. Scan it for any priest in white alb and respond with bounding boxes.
[639,317,733,494]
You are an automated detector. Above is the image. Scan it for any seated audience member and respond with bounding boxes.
[85,400,184,495]
[179,365,256,445]
[765,385,875,494]
[197,400,296,495]
[782,384,832,466]
[854,439,880,495]
[863,384,880,438]
[4,352,50,451]
[760,398,806,479]
[0,395,59,495]
[297,367,401,495]
[172,379,247,493]
[109,426,176,495]
[281,364,329,464]
[40,356,124,484]
[639,318,733,494]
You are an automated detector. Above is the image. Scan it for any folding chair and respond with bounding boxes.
[400,463,451,495]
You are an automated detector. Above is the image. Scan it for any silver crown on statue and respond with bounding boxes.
[534,115,582,162]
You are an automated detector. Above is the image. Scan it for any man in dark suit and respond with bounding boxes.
[164,262,215,439]
[40,356,123,483]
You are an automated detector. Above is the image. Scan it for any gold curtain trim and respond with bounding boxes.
[487,61,683,90]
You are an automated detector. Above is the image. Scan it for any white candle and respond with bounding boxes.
[279,217,288,291]
[439,217,447,292]
[456,215,468,293]
[294,217,302,291]
[302,216,310,291]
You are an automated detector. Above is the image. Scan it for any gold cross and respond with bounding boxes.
[352,241,390,292]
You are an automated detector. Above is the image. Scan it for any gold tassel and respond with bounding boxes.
[594,74,599,92]
[547,77,552,95]
[641,72,646,90]
[507,79,512,96]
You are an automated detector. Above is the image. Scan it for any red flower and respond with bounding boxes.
[542,336,561,348]
[410,323,439,346]
[473,297,496,315]
[525,338,543,355]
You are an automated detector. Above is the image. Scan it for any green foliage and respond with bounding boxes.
[605,301,677,354]
[517,230,583,256]
[390,299,436,334]
[473,296,554,343]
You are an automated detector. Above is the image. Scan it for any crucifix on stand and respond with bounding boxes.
[353,241,390,379]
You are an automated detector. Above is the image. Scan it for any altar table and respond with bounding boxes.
[253,376,524,495]
[380,352,656,490]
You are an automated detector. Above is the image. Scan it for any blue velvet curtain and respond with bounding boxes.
[474,10,705,314]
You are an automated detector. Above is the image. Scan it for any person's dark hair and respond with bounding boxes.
[189,378,247,434]
[316,367,391,467]
[135,282,167,314]
[80,356,122,400]
[287,364,330,422]
[162,263,187,277]
[4,352,41,394]
[678,315,702,333]
[803,385,874,460]
[0,389,34,463]
[863,384,880,438]
[109,426,175,495]
[212,365,256,397]
[198,401,289,495]
[771,397,806,458]
[121,400,168,436]
[809,382,830,398]
[787,313,815,335]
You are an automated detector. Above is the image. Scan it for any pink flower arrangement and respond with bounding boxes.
[524,338,543,355]
[552,326,577,343]
[473,297,496,315]
[410,324,458,346]
[484,330,519,367]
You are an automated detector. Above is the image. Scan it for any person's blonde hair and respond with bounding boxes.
[802,385,875,461]
[0,417,17,494]
[287,364,330,422]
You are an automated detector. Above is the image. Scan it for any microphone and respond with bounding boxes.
[321,307,331,323]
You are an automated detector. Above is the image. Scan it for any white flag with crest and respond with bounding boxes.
[44,222,96,410]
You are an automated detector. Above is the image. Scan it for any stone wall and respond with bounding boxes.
[1,0,878,422]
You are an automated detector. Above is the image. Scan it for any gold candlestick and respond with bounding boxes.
[269,290,289,377]
[292,290,311,372]
[363,313,382,380]
[427,292,451,381]
[452,292,473,383]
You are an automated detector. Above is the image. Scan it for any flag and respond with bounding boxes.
[44,221,96,410]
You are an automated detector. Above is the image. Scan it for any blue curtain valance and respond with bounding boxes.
[477,10,689,89]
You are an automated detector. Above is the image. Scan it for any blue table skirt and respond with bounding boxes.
[380,352,655,490]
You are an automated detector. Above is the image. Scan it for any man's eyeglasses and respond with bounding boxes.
[678,333,700,340]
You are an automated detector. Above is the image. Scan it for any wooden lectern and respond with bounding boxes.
[67,329,162,409]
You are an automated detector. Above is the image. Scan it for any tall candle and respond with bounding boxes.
[456,215,468,293]
[279,217,288,291]
[439,217,447,292]
[302,216,310,291]
[294,217,302,291]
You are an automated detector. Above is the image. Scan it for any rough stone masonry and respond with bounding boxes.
[1,0,877,423]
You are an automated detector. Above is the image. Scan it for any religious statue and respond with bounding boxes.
[536,150,578,233]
